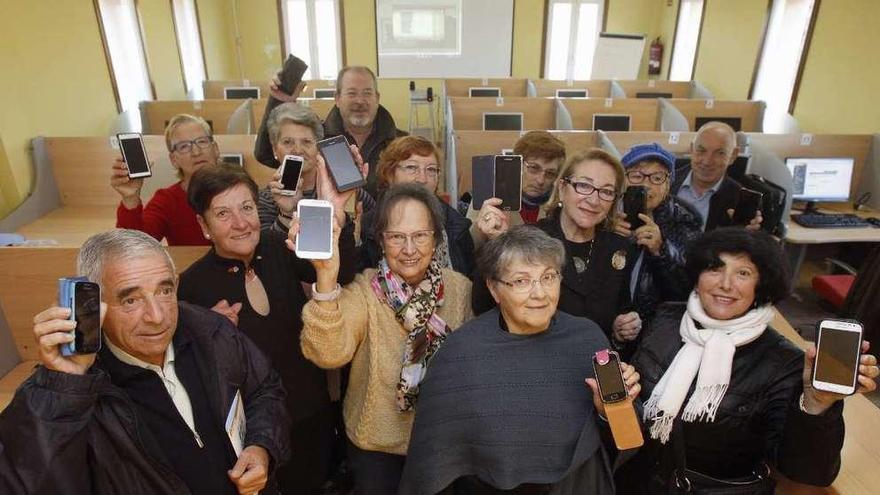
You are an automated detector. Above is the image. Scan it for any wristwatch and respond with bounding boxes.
[311,283,341,301]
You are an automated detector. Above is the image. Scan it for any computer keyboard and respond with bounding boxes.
[793,213,874,229]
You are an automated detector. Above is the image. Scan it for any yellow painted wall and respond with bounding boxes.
[512,0,545,78]
[139,0,187,100]
[658,0,680,78]
[197,0,237,80]
[234,0,283,80]
[605,0,665,80]
[793,0,880,133]
[0,0,118,217]
[692,0,767,100]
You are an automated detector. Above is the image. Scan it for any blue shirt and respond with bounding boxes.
[676,171,724,230]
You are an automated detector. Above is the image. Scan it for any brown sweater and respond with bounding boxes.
[301,268,474,455]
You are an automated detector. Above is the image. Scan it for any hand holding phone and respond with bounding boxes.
[317,135,366,192]
[117,133,152,179]
[59,279,103,356]
[811,319,863,395]
[590,349,644,450]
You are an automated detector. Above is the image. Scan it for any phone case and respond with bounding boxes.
[280,54,308,94]
[471,155,495,210]
[58,277,89,356]
[623,186,647,231]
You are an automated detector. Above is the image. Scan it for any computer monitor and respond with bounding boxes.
[636,92,673,99]
[220,153,244,167]
[785,157,855,207]
[556,89,588,98]
[469,87,501,97]
[592,114,631,132]
[313,88,336,99]
[224,86,261,99]
[694,116,742,132]
[483,112,523,131]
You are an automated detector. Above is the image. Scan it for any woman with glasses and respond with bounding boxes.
[112,113,219,245]
[299,183,474,494]
[400,226,641,494]
[474,148,640,356]
[362,135,475,276]
[616,143,703,323]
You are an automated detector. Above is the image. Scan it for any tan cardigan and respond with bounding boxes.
[301,268,474,455]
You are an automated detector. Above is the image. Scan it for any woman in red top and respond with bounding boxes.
[112,114,219,245]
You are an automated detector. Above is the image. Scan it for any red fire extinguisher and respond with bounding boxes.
[648,37,663,76]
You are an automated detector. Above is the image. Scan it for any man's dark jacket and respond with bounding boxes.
[671,164,743,231]
[0,302,290,494]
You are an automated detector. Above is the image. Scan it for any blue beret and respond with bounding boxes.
[620,143,677,183]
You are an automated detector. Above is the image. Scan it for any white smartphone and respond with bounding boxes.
[117,133,152,179]
[812,319,863,395]
[279,155,304,196]
[295,199,334,260]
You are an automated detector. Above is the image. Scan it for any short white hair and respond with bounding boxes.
[77,229,176,284]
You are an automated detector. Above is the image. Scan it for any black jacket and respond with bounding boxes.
[616,303,845,492]
[0,302,290,494]
[671,164,743,231]
[178,227,357,422]
[360,200,475,277]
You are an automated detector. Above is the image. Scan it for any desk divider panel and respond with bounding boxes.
[602,131,697,157]
[615,80,693,99]
[528,79,611,98]
[447,97,558,132]
[202,80,272,99]
[296,98,337,121]
[442,78,529,98]
[559,98,659,131]
[451,130,598,196]
[140,99,269,135]
[666,99,765,132]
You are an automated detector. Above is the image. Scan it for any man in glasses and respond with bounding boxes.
[112,114,220,245]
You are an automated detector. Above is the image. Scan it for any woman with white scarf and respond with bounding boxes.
[616,227,879,494]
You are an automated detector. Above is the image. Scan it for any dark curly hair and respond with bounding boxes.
[685,227,791,306]
[187,164,259,216]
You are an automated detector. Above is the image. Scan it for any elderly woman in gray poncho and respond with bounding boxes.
[400,225,641,495]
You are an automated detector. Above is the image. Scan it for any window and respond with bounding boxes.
[279,0,343,80]
[668,0,705,81]
[544,0,605,80]
[750,0,818,114]
[171,0,207,99]
[95,0,154,117]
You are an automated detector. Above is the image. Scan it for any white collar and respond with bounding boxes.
[105,337,174,373]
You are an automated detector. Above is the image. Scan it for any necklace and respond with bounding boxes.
[571,239,594,274]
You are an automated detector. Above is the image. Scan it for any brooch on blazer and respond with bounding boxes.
[611,250,627,270]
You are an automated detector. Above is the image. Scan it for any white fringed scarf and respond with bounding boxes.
[643,292,775,444]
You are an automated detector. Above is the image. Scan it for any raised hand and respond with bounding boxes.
[110,158,146,209]
[475,198,511,240]
[33,303,106,375]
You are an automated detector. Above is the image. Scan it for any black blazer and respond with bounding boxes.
[671,164,743,231]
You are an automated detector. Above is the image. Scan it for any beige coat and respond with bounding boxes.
[301,268,474,455]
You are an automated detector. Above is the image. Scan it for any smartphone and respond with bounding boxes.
[494,155,522,212]
[296,199,334,259]
[279,155,304,195]
[812,319,863,395]
[280,54,308,94]
[471,155,495,210]
[117,133,152,179]
[592,349,628,403]
[732,187,763,225]
[622,186,647,232]
[60,280,102,356]
[317,135,365,192]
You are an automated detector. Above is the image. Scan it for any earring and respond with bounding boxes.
[204,233,211,239]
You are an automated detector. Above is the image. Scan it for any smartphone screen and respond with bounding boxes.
[318,137,364,191]
[471,155,495,210]
[73,282,102,354]
[623,186,647,231]
[118,135,151,177]
[281,156,304,192]
[594,351,628,403]
[815,322,862,391]
[297,203,333,257]
[494,155,522,211]
[732,188,763,225]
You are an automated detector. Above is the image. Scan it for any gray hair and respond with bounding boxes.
[77,229,176,284]
[267,102,324,146]
[694,120,737,151]
[477,225,565,281]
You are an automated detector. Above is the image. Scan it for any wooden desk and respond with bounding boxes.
[772,310,880,494]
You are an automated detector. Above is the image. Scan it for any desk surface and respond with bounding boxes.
[786,205,880,245]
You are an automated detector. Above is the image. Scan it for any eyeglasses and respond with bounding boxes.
[397,163,440,178]
[626,170,669,185]
[562,178,618,202]
[494,271,561,294]
[524,162,559,180]
[171,136,214,154]
[382,230,434,248]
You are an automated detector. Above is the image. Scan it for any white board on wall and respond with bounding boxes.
[376,0,513,78]
[590,33,646,80]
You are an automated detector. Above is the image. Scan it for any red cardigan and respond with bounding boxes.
[116,182,210,246]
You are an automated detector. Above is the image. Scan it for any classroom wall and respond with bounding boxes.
[197,0,237,80]
[139,0,188,100]
[605,0,665,80]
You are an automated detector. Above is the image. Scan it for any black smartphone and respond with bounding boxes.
[317,135,365,192]
[117,133,152,179]
[280,155,304,195]
[732,188,763,225]
[62,281,102,356]
[494,155,522,212]
[592,349,628,403]
[471,155,495,210]
[812,319,863,395]
[280,54,308,94]
[622,186,647,232]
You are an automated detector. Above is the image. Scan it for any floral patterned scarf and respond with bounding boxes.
[371,257,450,411]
